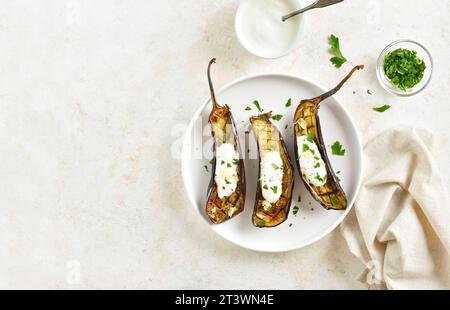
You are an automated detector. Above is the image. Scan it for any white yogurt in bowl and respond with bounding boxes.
[235,0,305,59]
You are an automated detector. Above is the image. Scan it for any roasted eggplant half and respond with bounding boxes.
[205,58,246,224]
[293,65,364,210]
[250,112,294,227]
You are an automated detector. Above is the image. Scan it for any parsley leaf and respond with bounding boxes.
[272,163,282,170]
[245,106,252,111]
[331,141,346,156]
[302,144,310,152]
[373,105,391,113]
[315,173,325,183]
[271,114,283,121]
[367,89,373,95]
[330,56,346,68]
[306,132,314,143]
[330,197,338,207]
[271,186,278,194]
[329,34,347,68]
[285,98,292,107]
[204,165,209,172]
[263,184,269,190]
[293,206,300,216]
[252,100,263,112]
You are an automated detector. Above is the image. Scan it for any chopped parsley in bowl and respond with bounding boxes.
[376,40,432,96]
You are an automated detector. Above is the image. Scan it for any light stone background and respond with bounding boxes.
[0,0,449,289]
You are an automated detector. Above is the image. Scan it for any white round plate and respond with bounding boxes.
[181,74,362,252]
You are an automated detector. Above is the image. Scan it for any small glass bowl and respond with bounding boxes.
[376,40,433,97]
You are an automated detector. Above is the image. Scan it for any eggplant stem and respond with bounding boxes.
[312,65,364,104]
[207,58,220,109]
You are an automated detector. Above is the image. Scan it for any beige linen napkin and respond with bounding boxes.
[341,128,450,289]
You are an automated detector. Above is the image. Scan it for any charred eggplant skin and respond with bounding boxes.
[250,112,294,228]
[205,58,246,224]
[293,65,364,210]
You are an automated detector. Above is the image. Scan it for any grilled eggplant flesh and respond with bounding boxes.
[293,65,364,210]
[205,58,246,224]
[250,112,294,227]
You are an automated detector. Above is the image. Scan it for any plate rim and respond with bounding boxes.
[181,73,363,252]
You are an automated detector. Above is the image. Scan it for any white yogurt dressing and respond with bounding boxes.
[297,135,328,187]
[236,0,302,58]
[214,143,239,199]
[260,151,283,205]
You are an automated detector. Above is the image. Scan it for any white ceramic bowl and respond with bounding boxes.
[235,0,306,59]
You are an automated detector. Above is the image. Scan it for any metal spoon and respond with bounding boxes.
[282,0,344,22]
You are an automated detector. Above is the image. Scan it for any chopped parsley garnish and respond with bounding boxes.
[293,206,300,216]
[315,173,327,183]
[263,184,269,190]
[331,141,346,156]
[336,171,341,182]
[232,159,239,165]
[330,197,338,207]
[306,132,314,143]
[329,34,347,68]
[221,160,225,165]
[314,156,320,161]
[227,163,232,168]
[383,48,426,90]
[271,186,278,194]
[373,105,391,113]
[367,89,373,95]
[289,223,293,227]
[302,144,310,152]
[271,114,283,121]
[245,106,252,111]
[252,100,263,112]
[314,163,320,168]
[204,165,209,172]
[209,159,214,165]
[272,163,282,170]
[285,98,292,107]
[225,179,231,185]
[285,124,289,130]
